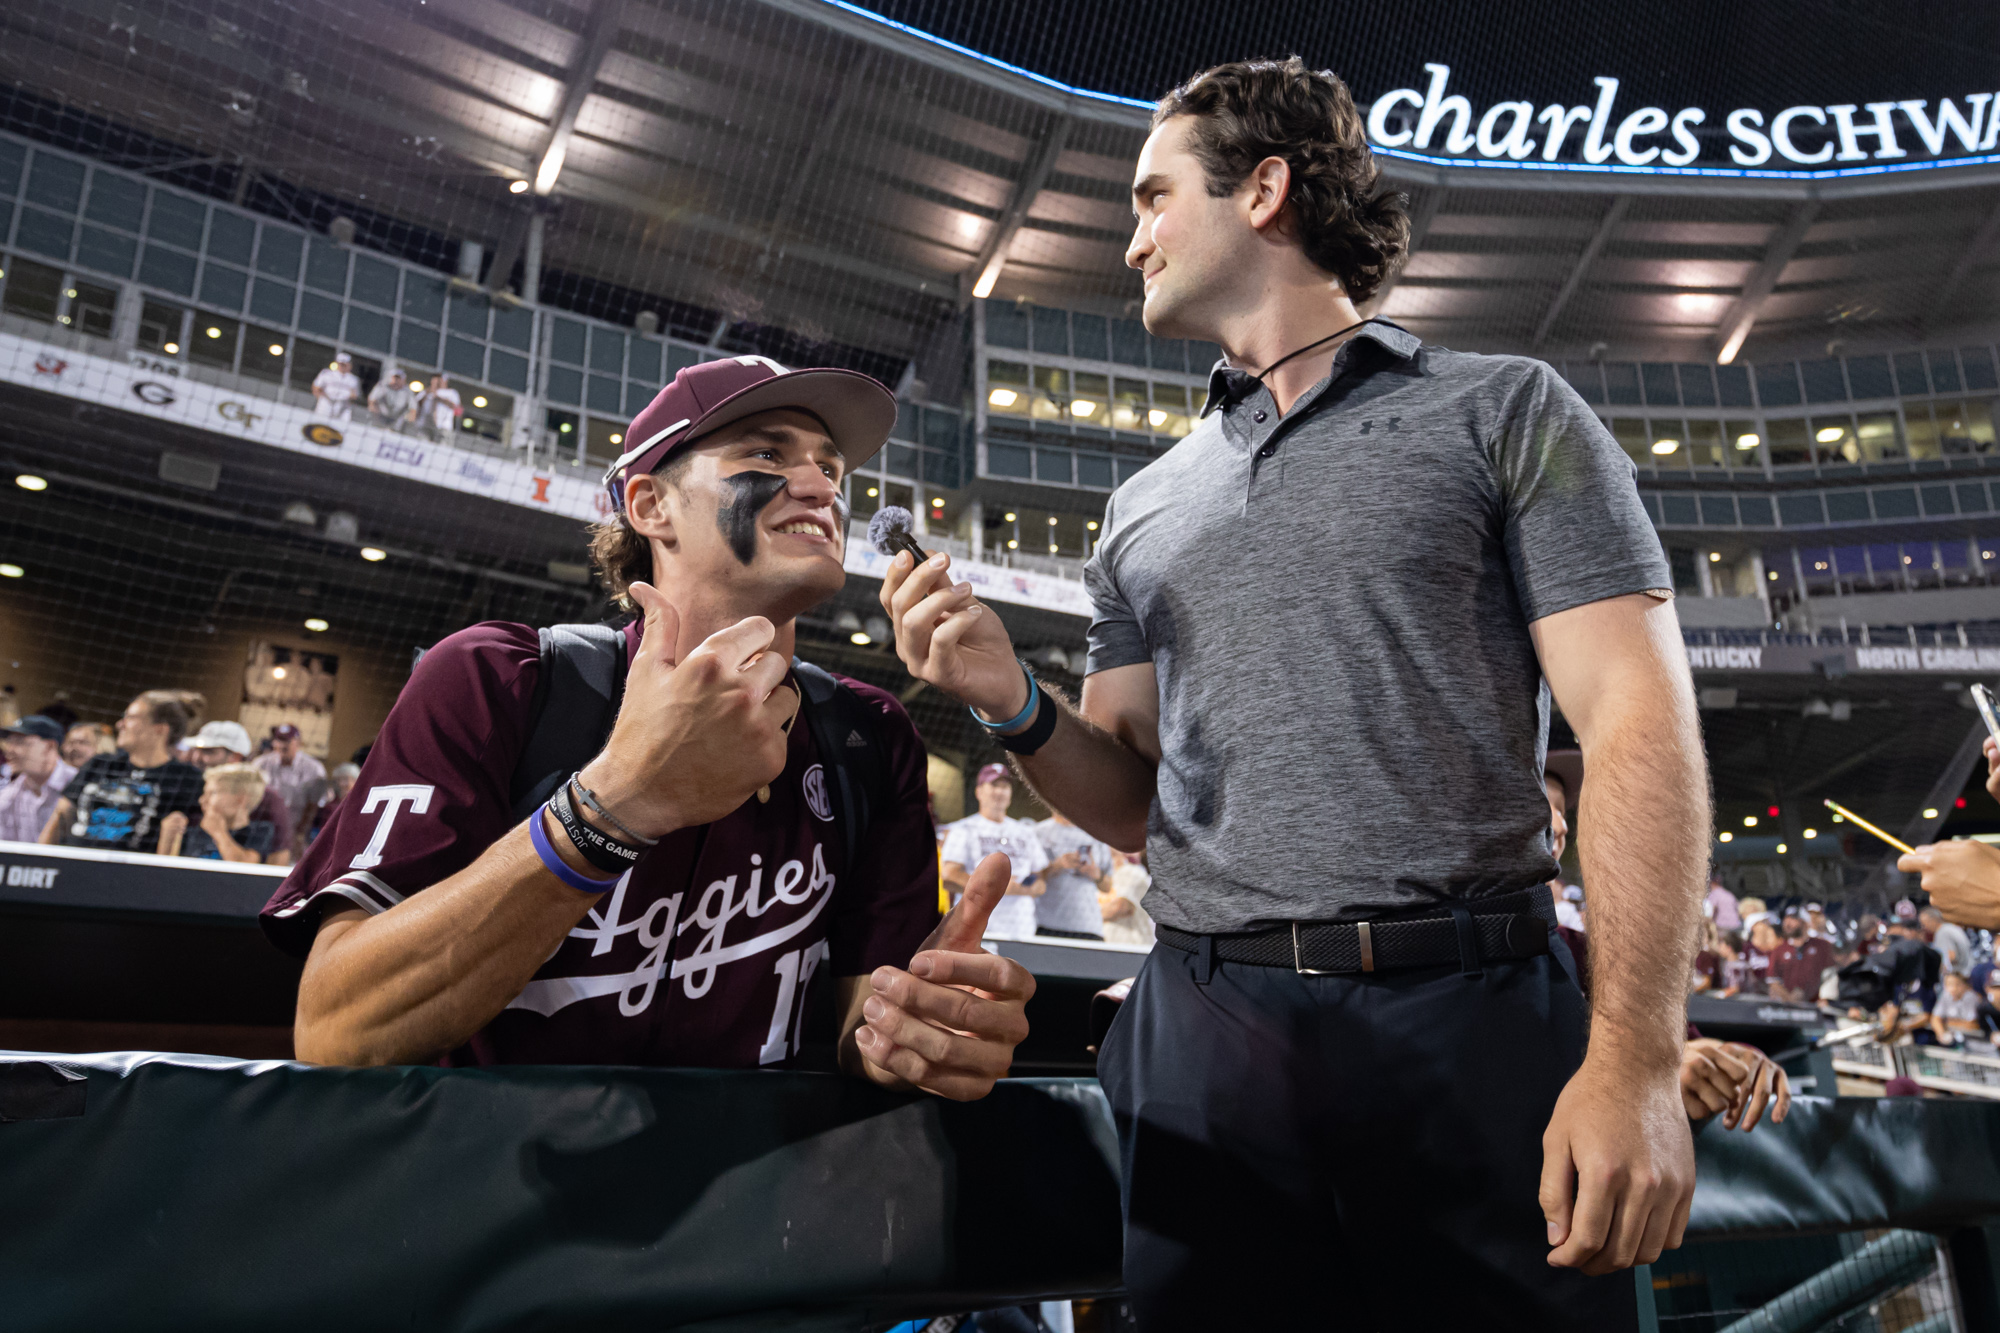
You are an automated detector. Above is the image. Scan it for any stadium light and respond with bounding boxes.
[931,497,944,508]
[989,388,1018,408]
[0,564,22,579]
[509,179,529,194]
[1718,831,1733,843]
[359,547,387,562]
[1776,842,1788,854]
[1006,539,1018,549]
[1003,512,1016,522]
[472,396,487,408]
[1087,520,1098,531]
[1803,827,1818,839]
[1650,438,1679,454]
[609,433,623,445]
[1744,815,1758,827]
[303,618,329,633]
[1815,426,1846,443]
[15,475,47,491]
[866,487,878,497]
[1707,552,1721,562]
[1048,516,1058,525]
[163,342,178,354]
[1049,544,1058,553]
[1148,409,1168,428]
[205,326,221,339]
[267,343,284,356]
[1924,807,1940,819]
[1070,400,1096,417]
[1735,433,1760,449]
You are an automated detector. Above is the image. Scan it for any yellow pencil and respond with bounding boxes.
[1822,799,1915,855]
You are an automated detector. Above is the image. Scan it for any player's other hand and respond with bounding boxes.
[1680,1038,1790,1130]
[1541,1056,1694,1275]
[1899,838,2000,931]
[582,581,798,838]
[880,550,1026,721]
[854,852,1035,1100]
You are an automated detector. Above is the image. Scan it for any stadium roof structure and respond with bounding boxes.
[9,0,2000,381]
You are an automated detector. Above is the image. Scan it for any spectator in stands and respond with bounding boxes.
[1921,905,1973,977]
[1033,810,1110,940]
[1691,920,1724,992]
[1745,917,1796,997]
[1855,912,1883,956]
[1556,884,1586,931]
[367,366,416,431]
[1779,909,1836,1000]
[1705,872,1741,932]
[1805,902,1835,941]
[39,690,204,852]
[0,716,76,844]
[1978,976,2000,1044]
[940,764,1047,940]
[159,763,278,864]
[312,352,362,421]
[306,761,360,846]
[416,371,462,440]
[1929,971,1986,1045]
[1100,848,1155,948]
[60,722,113,769]
[254,724,327,857]
[188,720,296,867]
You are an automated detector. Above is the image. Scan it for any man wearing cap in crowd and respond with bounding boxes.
[940,764,1049,940]
[311,352,361,421]
[368,366,416,432]
[254,724,327,860]
[0,716,75,845]
[191,720,299,866]
[261,354,1033,1095]
[1778,908,1835,1000]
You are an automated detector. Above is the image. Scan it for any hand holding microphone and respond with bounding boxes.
[873,507,1027,719]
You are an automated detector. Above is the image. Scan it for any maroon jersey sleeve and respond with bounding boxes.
[827,676,942,977]
[260,622,539,957]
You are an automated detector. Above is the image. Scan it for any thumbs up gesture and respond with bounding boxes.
[577,580,800,839]
[852,852,1037,1100]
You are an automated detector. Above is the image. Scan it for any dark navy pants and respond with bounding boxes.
[1096,928,1638,1331]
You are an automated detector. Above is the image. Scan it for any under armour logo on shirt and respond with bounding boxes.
[1358,418,1402,435]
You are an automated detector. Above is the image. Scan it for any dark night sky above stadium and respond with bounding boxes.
[864,0,2000,110]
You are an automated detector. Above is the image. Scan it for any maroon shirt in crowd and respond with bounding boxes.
[261,620,940,1067]
[1778,936,1835,999]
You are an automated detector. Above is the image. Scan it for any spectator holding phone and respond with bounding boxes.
[1034,811,1112,940]
[1902,737,2000,929]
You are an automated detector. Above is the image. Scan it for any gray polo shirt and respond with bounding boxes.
[1082,321,1670,933]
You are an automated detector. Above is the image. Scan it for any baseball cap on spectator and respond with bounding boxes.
[271,724,302,742]
[975,763,1009,787]
[191,720,253,755]
[2,715,65,742]
[604,355,897,513]
[1543,750,1583,813]
[1805,901,1823,913]
[1893,899,1919,921]
[334,351,352,364]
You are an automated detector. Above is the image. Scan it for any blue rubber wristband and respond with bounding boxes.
[528,800,623,893]
[970,663,1039,734]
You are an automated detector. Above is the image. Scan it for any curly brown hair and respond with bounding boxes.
[1153,57,1410,303]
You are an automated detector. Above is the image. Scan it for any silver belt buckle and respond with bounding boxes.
[1292,921,1338,975]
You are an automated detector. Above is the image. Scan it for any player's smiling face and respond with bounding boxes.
[643,408,850,617]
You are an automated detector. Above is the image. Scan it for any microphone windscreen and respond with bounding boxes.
[868,506,914,555]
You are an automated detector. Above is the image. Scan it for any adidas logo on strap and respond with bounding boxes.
[846,729,868,748]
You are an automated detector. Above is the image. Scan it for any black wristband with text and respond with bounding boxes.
[993,688,1059,756]
[549,778,647,875]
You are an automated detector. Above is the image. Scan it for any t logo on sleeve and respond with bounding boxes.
[350,785,435,869]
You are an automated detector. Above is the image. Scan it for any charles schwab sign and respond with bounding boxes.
[1368,65,2000,175]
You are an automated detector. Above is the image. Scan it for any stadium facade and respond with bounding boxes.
[3,0,2000,868]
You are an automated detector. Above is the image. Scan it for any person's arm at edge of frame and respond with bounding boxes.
[293,587,797,1067]
[37,799,71,844]
[878,547,1159,851]
[1530,590,1707,1276]
[1900,744,2000,929]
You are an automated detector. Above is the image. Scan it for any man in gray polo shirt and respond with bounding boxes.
[881,57,1707,1331]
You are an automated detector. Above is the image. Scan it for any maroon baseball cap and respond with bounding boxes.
[271,724,301,741]
[605,355,897,513]
[975,763,1010,787]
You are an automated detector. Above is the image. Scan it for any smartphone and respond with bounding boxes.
[1973,683,2000,748]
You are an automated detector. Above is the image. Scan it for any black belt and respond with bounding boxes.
[1156,886,1555,975]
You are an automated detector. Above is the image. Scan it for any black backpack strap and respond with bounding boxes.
[507,623,629,822]
[792,658,891,879]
